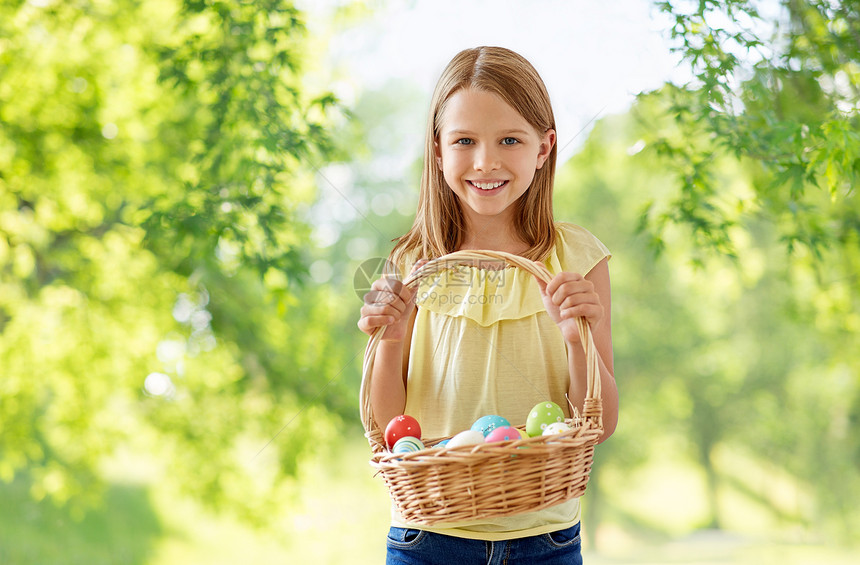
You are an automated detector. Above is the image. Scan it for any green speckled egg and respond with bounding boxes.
[526,401,565,437]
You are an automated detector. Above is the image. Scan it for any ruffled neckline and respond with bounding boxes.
[415,263,543,326]
[414,223,610,326]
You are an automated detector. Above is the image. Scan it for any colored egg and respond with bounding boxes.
[542,421,572,436]
[485,425,523,443]
[471,415,511,437]
[446,429,485,448]
[435,439,450,448]
[515,428,533,450]
[385,415,422,449]
[526,401,565,437]
[392,436,425,454]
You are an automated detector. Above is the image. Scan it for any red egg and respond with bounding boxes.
[385,415,422,449]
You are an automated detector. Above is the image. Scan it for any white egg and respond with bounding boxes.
[445,430,485,449]
[542,422,572,436]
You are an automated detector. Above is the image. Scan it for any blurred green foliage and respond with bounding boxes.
[556,101,859,544]
[648,0,859,264]
[0,0,351,522]
[573,0,860,543]
[0,473,162,564]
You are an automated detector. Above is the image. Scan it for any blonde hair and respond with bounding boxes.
[390,46,558,269]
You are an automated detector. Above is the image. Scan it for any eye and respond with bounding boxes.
[501,137,519,145]
[455,138,474,145]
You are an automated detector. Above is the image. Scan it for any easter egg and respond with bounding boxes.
[485,425,523,443]
[385,415,422,449]
[471,415,511,437]
[446,429,485,449]
[435,439,450,448]
[526,401,565,437]
[392,436,425,454]
[542,421,572,436]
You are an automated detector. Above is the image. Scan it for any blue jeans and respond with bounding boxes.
[386,522,582,564]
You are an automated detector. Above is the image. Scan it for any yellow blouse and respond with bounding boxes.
[392,222,611,540]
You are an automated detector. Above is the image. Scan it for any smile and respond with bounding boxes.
[467,180,508,191]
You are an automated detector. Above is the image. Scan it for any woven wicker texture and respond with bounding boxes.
[360,250,603,525]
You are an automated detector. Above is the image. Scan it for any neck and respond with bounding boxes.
[458,210,528,255]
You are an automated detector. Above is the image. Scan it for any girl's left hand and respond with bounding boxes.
[536,272,604,345]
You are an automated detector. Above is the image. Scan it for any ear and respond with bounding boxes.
[535,128,556,170]
[433,139,443,169]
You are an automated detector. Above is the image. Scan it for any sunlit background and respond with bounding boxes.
[1,0,858,563]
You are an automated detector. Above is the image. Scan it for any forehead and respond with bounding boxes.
[438,88,536,135]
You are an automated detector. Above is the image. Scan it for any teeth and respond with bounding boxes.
[471,181,505,190]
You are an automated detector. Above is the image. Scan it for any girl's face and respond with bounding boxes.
[435,88,555,227]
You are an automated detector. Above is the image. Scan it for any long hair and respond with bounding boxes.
[390,46,558,270]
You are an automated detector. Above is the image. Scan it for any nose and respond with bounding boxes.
[473,144,500,172]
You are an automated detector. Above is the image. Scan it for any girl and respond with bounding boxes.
[358,46,618,564]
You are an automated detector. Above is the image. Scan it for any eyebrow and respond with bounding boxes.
[446,129,531,137]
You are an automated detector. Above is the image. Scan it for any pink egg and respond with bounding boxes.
[384,415,422,449]
[484,425,522,443]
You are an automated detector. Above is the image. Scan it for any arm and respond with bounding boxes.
[367,307,416,430]
[566,258,617,443]
[538,257,618,443]
[358,266,423,430]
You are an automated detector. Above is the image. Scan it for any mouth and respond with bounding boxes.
[467,180,509,193]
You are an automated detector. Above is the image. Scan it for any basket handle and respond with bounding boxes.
[359,249,603,442]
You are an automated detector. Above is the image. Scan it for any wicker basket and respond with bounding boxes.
[359,250,603,526]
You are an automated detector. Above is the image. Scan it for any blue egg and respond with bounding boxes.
[471,415,511,438]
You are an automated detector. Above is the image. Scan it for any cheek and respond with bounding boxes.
[512,152,541,179]
[440,151,467,179]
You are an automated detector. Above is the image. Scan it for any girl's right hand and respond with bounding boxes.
[357,260,427,341]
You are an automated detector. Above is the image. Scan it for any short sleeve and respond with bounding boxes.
[544,222,611,276]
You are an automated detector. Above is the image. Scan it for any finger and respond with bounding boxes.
[559,303,602,322]
[554,278,593,296]
[534,276,548,295]
[372,277,405,295]
[545,272,583,297]
[361,301,405,322]
[364,290,402,304]
[376,276,419,305]
[410,259,429,274]
[550,280,594,306]
[357,315,395,335]
[359,302,401,322]
[363,289,406,311]
[365,277,414,306]
[559,292,599,311]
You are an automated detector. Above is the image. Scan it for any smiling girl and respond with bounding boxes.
[358,46,619,564]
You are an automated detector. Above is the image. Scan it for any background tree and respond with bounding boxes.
[0,0,345,520]
[556,96,859,544]
[555,0,860,542]
[644,0,859,262]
